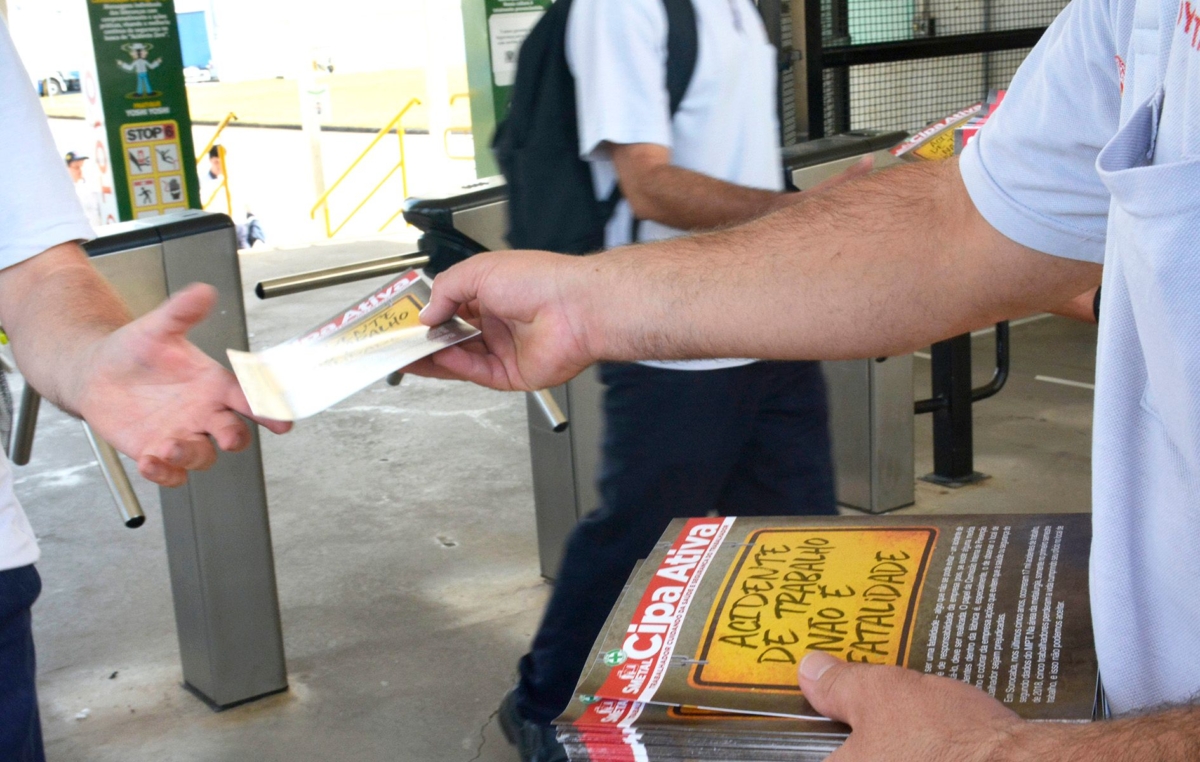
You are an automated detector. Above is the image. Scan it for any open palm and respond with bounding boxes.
[74,284,290,487]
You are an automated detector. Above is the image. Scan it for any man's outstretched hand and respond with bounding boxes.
[73,283,291,487]
[797,651,1024,761]
[415,250,596,391]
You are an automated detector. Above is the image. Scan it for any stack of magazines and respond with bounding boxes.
[554,513,1100,761]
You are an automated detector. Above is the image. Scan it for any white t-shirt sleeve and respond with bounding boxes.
[958,0,1121,264]
[566,0,672,160]
[0,19,94,270]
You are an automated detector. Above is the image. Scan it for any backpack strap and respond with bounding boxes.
[663,0,698,116]
[628,0,699,242]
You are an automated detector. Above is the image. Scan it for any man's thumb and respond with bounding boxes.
[145,283,216,337]
[798,651,857,723]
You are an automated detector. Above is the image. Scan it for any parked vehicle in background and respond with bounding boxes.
[34,70,80,96]
[184,64,218,83]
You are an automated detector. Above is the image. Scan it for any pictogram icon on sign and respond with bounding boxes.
[133,178,158,207]
[128,146,153,175]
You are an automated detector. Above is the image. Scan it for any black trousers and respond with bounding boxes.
[0,565,44,762]
[515,361,836,723]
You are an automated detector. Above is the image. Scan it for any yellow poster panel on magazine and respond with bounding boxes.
[691,527,937,692]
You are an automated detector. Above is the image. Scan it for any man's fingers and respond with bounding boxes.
[220,377,293,435]
[420,260,489,326]
[141,283,218,339]
[798,652,874,725]
[138,456,187,487]
[149,435,218,472]
[209,411,251,452]
[255,417,294,435]
[429,345,498,384]
[403,356,466,381]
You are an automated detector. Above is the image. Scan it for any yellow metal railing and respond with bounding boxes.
[196,112,238,216]
[444,93,474,161]
[311,98,421,238]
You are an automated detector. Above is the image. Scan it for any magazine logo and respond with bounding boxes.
[604,649,628,666]
[596,517,735,704]
[890,103,983,157]
[298,270,422,345]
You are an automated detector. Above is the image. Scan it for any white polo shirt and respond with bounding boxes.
[566,0,780,371]
[959,0,1200,714]
[0,19,95,572]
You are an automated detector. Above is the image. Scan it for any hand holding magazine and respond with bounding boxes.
[229,270,479,421]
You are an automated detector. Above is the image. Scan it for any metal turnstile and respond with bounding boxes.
[402,183,592,580]
[21,212,288,709]
[402,133,914,580]
[785,130,916,514]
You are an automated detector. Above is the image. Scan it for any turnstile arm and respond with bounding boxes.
[255,253,430,299]
[10,384,40,466]
[9,383,146,528]
[530,390,568,433]
[82,422,146,529]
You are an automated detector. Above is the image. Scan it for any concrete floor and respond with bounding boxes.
[17,239,1096,761]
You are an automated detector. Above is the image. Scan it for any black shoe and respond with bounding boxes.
[498,689,569,762]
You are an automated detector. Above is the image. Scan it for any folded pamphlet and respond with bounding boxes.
[229,270,478,420]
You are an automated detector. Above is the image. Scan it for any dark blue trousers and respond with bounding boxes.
[515,361,836,723]
[0,565,44,762]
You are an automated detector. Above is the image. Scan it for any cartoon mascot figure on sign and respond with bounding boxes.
[117,42,162,98]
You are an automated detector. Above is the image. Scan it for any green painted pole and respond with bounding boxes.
[461,0,551,178]
[82,0,200,223]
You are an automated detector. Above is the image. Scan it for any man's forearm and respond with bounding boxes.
[621,161,782,231]
[0,242,132,414]
[1004,705,1200,761]
[575,158,1102,364]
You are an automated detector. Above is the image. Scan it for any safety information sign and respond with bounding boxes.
[83,0,199,222]
[120,119,188,218]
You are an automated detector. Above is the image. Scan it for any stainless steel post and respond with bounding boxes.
[788,138,915,514]
[86,211,286,708]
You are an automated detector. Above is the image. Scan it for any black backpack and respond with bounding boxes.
[493,0,698,254]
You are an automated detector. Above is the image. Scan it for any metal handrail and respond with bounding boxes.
[444,93,474,161]
[310,98,421,238]
[196,112,238,217]
[914,321,1010,414]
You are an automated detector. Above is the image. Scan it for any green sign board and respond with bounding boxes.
[462,0,551,177]
[82,0,199,223]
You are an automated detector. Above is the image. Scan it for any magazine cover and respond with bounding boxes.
[574,513,1095,722]
[228,270,478,420]
[890,102,984,161]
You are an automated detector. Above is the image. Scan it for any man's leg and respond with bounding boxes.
[715,361,837,518]
[0,565,45,762]
[514,363,757,725]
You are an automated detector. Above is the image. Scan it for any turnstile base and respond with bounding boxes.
[182,681,290,712]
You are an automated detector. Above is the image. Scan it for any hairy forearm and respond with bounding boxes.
[1001,706,1200,761]
[575,158,1101,363]
[622,162,782,231]
[0,242,132,414]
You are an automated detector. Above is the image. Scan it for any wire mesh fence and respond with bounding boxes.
[821,47,1030,134]
[806,0,1069,137]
